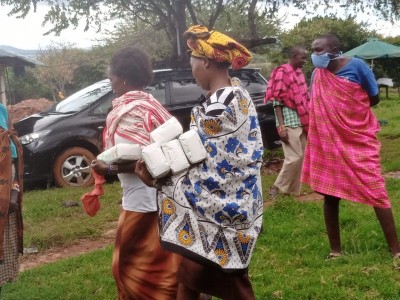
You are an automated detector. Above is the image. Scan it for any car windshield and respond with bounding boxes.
[50,80,111,113]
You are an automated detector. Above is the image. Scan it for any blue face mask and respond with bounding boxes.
[311,53,341,69]
[311,53,330,69]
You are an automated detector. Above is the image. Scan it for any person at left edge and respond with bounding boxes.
[0,103,24,296]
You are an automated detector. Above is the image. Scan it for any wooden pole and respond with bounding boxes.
[0,66,7,105]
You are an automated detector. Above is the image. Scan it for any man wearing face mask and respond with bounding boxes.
[264,46,309,201]
[302,33,400,267]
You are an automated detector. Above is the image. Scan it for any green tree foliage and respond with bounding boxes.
[33,44,109,100]
[34,44,83,100]
[372,36,400,82]
[6,69,52,103]
[5,46,108,102]
[210,3,280,47]
[3,0,400,67]
[100,22,174,68]
[72,48,109,90]
[0,0,283,67]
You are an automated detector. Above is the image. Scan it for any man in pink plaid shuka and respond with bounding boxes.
[303,34,400,264]
[302,67,389,208]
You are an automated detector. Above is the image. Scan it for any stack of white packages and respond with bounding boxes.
[178,130,207,164]
[144,117,207,179]
[143,116,187,178]
[141,143,170,179]
[97,143,142,164]
[150,117,183,144]
[162,139,190,174]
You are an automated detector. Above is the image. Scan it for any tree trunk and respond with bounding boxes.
[248,0,259,40]
[173,0,190,68]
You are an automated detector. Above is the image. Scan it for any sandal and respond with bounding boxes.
[326,252,342,260]
[394,253,400,270]
[269,185,279,201]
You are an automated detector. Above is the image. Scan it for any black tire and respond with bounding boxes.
[53,147,96,188]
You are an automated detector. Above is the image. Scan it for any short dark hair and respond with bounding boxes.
[316,33,341,49]
[109,47,153,87]
[289,45,307,58]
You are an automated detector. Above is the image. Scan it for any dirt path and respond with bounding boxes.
[21,162,396,271]
[19,159,320,272]
[20,229,117,272]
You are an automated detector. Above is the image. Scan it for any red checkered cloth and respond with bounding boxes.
[302,69,390,208]
[264,63,309,132]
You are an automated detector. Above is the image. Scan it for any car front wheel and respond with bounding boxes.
[53,147,96,188]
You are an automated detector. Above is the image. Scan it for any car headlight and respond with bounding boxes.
[19,130,51,145]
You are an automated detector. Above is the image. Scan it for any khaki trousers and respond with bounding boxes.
[274,127,307,195]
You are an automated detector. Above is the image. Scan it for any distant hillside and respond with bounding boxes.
[0,45,41,59]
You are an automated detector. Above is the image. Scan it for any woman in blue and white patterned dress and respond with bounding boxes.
[136,25,264,300]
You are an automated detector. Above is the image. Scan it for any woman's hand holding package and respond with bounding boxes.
[91,160,109,176]
[135,159,154,187]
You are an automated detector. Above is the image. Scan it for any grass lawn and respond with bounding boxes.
[2,91,400,299]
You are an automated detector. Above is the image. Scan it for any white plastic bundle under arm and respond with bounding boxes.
[161,139,190,174]
[97,143,142,164]
[141,143,171,179]
[150,117,183,145]
[178,129,207,164]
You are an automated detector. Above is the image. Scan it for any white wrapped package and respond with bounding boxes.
[97,143,142,164]
[142,143,171,179]
[178,130,207,164]
[150,117,183,145]
[162,139,190,174]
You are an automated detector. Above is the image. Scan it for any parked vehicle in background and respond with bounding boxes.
[14,68,280,188]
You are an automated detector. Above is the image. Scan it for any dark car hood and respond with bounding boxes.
[13,113,72,136]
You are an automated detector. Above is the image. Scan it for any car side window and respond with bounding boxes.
[234,72,266,91]
[90,93,114,116]
[170,79,205,104]
[146,82,166,104]
[231,71,267,102]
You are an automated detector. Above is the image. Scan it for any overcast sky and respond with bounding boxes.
[1,4,400,50]
[0,5,112,49]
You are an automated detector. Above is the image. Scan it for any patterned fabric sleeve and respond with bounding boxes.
[204,88,235,117]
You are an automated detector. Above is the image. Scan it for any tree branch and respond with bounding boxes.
[185,0,198,25]
[239,37,277,49]
[208,0,224,29]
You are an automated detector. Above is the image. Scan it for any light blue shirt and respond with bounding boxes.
[0,104,17,158]
[310,57,379,97]
[335,57,379,96]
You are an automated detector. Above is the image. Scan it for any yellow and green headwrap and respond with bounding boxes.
[184,25,252,70]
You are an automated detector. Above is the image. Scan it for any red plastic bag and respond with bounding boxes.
[80,171,105,217]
